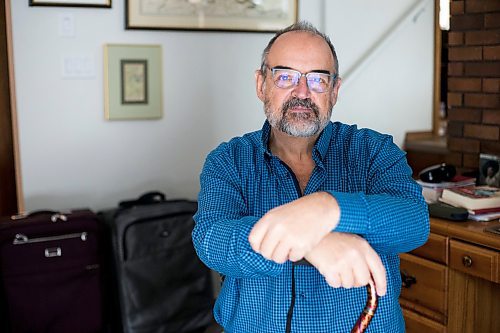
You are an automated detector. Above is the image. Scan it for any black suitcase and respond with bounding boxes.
[99,192,214,333]
[0,209,107,333]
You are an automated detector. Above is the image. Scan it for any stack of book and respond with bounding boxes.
[417,176,476,204]
[439,186,500,221]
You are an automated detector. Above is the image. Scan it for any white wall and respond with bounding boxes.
[327,0,434,138]
[10,0,434,211]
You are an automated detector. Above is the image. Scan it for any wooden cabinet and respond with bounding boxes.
[400,218,500,333]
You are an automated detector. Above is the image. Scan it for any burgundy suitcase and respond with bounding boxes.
[0,210,106,333]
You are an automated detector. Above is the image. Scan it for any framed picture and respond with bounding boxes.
[29,0,111,7]
[104,44,162,120]
[479,153,500,188]
[121,60,148,105]
[125,0,297,32]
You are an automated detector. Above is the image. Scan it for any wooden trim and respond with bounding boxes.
[430,218,500,252]
[405,131,435,141]
[402,307,446,333]
[411,232,449,265]
[401,301,447,329]
[0,0,17,216]
[404,131,447,153]
[5,0,23,213]
[432,0,442,137]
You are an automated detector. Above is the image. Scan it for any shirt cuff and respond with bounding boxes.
[325,191,370,235]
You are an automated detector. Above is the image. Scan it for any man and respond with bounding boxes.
[193,21,429,333]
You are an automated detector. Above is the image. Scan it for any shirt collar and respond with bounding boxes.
[315,121,333,160]
[261,121,273,158]
[260,121,333,160]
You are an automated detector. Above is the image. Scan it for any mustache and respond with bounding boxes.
[281,98,319,116]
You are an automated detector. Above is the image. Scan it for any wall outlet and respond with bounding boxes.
[61,55,95,79]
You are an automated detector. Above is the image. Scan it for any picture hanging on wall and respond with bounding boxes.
[104,44,163,120]
[29,0,111,8]
[125,0,297,32]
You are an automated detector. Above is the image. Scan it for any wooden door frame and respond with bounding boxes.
[1,0,23,215]
[432,0,442,137]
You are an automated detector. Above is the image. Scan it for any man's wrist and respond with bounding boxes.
[315,191,340,230]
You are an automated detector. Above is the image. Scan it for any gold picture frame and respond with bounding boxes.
[104,44,162,120]
[29,0,111,8]
[125,0,297,32]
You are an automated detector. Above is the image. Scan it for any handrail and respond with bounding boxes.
[342,0,431,86]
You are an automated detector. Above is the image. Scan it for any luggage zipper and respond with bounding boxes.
[13,232,88,245]
[11,212,69,222]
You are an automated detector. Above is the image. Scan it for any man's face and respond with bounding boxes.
[255,31,341,137]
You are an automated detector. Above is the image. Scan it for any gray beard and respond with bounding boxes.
[265,97,332,137]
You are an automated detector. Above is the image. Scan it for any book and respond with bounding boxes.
[435,200,500,221]
[467,206,500,215]
[417,176,476,203]
[468,211,500,222]
[467,205,500,221]
[440,186,500,210]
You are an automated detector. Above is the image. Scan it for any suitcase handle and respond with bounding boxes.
[11,210,68,222]
[119,191,166,208]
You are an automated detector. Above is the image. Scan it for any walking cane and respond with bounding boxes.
[350,280,378,333]
[296,259,379,332]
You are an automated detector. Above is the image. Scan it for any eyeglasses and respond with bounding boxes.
[268,66,337,93]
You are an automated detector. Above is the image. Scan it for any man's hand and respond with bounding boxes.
[248,192,340,263]
[305,232,387,296]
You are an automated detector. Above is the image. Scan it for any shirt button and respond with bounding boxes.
[299,292,306,298]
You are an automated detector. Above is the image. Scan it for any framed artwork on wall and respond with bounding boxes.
[29,0,111,8]
[125,0,297,32]
[104,44,163,120]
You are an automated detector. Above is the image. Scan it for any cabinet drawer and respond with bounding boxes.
[403,308,446,333]
[400,253,448,317]
[450,239,499,283]
[411,233,448,264]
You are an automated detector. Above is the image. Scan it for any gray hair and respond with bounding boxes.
[260,21,339,78]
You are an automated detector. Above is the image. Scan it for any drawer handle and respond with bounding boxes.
[462,255,473,267]
[400,270,417,288]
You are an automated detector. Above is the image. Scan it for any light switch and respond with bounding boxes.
[59,13,75,37]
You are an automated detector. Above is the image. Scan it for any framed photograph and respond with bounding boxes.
[104,44,162,120]
[479,153,500,188]
[126,0,297,32]
[29,0,111,7]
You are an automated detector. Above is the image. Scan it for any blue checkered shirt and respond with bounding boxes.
[193,121,429,333]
